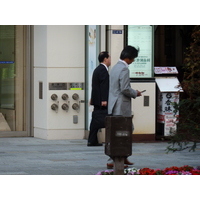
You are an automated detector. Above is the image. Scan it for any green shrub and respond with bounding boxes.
[167,25,200,152]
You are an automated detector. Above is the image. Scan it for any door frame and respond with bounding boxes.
[0,25,32,137]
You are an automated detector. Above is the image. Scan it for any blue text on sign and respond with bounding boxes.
[112,30,122,34]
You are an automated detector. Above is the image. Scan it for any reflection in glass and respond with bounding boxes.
[0,25,15,131]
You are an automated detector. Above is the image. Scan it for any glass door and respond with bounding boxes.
[0,25,29,136]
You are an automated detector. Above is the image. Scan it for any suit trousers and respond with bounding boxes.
[88,107,107,145]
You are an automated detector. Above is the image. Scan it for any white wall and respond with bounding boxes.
[33,25,85,140]
[107,25,124,69]
[47,25,84,68]
[131,82,156,134]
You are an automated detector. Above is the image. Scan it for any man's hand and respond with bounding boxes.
[101,101,107,107]
[136,90,142,97]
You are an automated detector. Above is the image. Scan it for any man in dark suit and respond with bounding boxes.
[87,51,111,146]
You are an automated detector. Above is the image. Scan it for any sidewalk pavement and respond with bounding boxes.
[0,137,200,175]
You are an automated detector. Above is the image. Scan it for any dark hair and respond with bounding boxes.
[98,51,109,63]
[120,45,139,60]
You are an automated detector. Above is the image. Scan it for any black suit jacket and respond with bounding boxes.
[91,64,109,107]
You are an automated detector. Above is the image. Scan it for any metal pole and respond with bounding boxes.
[114,157,124,175]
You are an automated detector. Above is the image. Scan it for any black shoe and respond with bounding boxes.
[87,143,103,146]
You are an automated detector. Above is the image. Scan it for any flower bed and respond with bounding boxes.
[96,165,200,175]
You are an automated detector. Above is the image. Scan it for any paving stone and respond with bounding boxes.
[0,137,200,175]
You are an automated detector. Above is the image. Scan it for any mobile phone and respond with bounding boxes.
[141,90,146,93]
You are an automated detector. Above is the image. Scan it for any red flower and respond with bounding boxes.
[191,170,200,175]
[139,168,157,175]
[179,165,194,171]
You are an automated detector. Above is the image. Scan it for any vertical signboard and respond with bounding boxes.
[164,115,177,136]
[128,25,153,78]
[157,91,179,123]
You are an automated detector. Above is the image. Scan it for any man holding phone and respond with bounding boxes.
[107,45,142,168]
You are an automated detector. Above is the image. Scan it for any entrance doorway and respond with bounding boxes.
[0,25,30,137]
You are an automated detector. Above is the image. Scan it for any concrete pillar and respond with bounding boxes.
[106,25,124,70]
[33,25,85,140]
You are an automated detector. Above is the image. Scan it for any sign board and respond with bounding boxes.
[157,91,179,123]
[155,77,182,92]
[112,30,122,34]
[128,25,153,78]
[154,66,178,74]
[164,115,177,136]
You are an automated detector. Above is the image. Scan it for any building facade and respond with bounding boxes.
[0,25,190,141]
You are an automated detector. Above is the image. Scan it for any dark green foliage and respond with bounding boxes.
[167,25,200,152]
